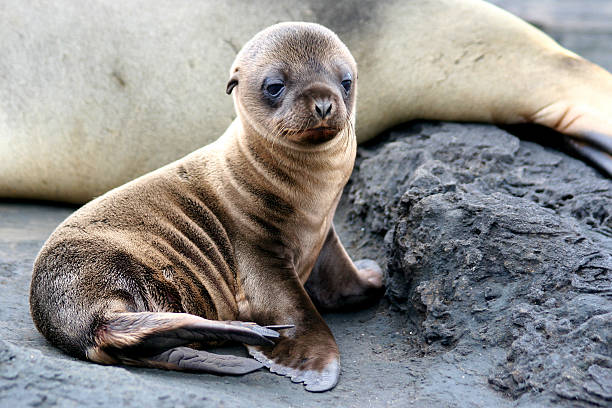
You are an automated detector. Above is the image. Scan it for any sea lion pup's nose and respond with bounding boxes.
[314,99,333,119]
[304,83,337,121]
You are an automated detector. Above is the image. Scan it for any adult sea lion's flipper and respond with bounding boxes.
[87,312,285,375]
[352,0,612,177]
[566,138,612,177]
[523,64,612,176]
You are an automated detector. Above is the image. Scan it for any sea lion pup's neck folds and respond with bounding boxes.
[227,117,356,216]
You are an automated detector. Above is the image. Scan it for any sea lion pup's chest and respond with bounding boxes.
[214,127,355,284]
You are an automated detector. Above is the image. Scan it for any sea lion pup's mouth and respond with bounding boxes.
[286,125,343,144]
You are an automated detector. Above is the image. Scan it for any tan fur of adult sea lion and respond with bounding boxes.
[2,0,612,203]
[30,22,384,392]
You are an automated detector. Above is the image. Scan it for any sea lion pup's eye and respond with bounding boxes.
[341,74,352,94]
[264,79,285,97]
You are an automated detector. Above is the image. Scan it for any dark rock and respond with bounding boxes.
[341,121,612,406]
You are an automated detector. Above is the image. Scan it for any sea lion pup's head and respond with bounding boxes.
[226,22,357,145]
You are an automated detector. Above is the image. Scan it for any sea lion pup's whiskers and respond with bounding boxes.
[30,22,382,393]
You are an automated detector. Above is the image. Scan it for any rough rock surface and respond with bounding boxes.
[339,121,612,407]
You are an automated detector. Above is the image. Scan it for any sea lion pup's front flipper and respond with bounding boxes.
[89,311,285,375]
[305,225,384,311]
[238,247,343,392]
[244,271,342,392]
[565,137,612,176]
[245,230,381,389]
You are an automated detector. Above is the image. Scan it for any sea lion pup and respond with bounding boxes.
[2,0,612,204]
[29,22,383,392]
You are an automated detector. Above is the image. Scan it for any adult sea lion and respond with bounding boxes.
[30,22,383,392]
[2,0,611,204]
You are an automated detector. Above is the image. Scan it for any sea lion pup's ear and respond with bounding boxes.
[226,69,239,94]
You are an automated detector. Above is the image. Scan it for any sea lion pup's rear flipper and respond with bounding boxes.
[135,347,262,375]
[305,226,384,311]
[88,312,284,375]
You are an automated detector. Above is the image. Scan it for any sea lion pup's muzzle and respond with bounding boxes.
[290,81,347,144]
